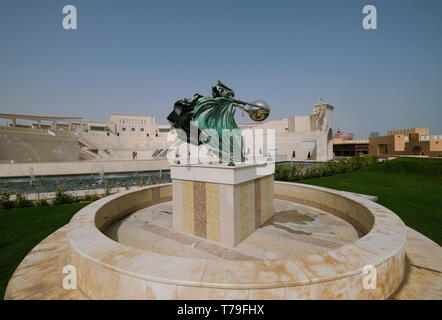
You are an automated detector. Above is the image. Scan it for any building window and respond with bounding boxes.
[90,126,105,131]
[131,128,135,132]
[147,133,149,137]
[140,128,144,131]
[122,128,126,131]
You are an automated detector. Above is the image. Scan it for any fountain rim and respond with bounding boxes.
[66,181,406,294]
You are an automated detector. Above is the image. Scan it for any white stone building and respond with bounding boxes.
[108,113,171,138]
[239,102,334,161]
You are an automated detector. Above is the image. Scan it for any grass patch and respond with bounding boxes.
[299,157,442,245]
[0,202,90,299]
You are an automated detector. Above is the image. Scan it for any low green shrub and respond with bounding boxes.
[275,155,379,182]
[365,154,378,166]
[35,198,49,206]
[54,188,75,204]
[279,165,290,181]
[0,192,13,210]
[90,193,100,201]
[14,192,32,208]
[326,160,338,176]
[83,193,100,202]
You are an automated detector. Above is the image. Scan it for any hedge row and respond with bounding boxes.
[0,186,112,211]
[275,155,378,182]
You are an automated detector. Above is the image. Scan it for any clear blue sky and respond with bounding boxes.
[1,0,441,138]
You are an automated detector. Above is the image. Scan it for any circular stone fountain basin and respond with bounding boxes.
[66,182,407,300]
[104,200,360,260]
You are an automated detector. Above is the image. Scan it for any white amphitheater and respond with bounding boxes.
[0,113,172,165]
[0,102,334,176]
[0,126,83,163]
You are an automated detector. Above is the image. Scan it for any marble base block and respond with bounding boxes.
[171,163,274,247]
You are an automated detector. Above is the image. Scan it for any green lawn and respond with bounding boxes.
[0,202,90,299]
[300,157,442,246]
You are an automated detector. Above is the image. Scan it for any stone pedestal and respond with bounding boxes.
[171,163,274,247]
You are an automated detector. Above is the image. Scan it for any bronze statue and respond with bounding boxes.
[167,81,270,162]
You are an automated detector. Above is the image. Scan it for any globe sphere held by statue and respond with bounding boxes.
[248,100,270,121]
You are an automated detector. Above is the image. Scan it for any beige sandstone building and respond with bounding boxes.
[368,128,442,157]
